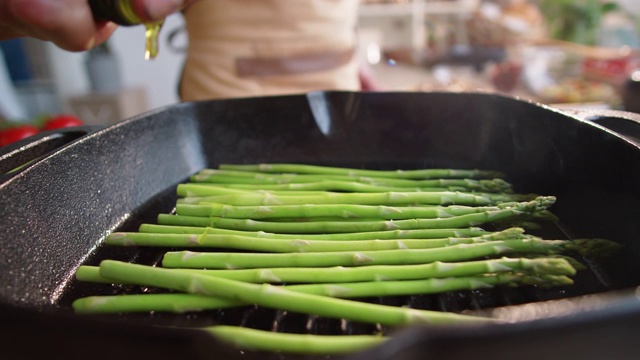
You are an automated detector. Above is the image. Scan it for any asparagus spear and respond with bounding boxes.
[137,224,493,240]
[185,180,503,194]
[204,325,386,355]
[218,163,503,180]
[194,168,300,179]
[522,254,587,271]
[72,272,572,314]
[178,184,327,197]
[105,227,527,251]
[184,181,457,193]
[174,197,554,220]
[191,170,514,193]
[176,190,533,207]
[161,238,582,269]
[76,256,576,285]
[156,208,536,234]
[96,260,496,326]
[73,293,237,313]
[286,273,573,298]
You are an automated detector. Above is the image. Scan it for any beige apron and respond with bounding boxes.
[179,0,361,101]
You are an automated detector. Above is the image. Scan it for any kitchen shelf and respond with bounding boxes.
[359,0,478,17]
[358,0,478,53]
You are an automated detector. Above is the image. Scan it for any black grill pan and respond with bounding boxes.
[1,91,639,360]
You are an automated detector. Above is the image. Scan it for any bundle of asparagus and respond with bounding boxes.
[72,163,620,355]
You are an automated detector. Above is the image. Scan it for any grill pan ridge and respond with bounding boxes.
[0,91,639,360]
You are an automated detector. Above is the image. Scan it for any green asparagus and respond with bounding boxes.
[138,224,493,240]
[73,272,572,314]
[218,163,503,179]
[191,170,514,192]
[68,161,617,359]
[178,184,328,197]
[184,181,458,193]
[161,238,586,269]
[76,256,576,285]
[174,197,554,220]
[204,325,387,355]
[73,293,237,313]
[97,260,496,326]
[158,207,542,234]
[105,228,528,251]
[176,190,533,207]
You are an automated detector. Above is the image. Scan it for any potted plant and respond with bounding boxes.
[538,0,619,46]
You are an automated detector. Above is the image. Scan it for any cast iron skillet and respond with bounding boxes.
[0,91,639,360]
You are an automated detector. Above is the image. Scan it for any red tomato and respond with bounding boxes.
[0,125,40,147]
[42,115,84,130]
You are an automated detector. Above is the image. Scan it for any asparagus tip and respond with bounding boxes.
[525,257,577,276]
[568,238,623,258]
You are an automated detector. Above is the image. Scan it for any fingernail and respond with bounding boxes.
[145,0,185,21]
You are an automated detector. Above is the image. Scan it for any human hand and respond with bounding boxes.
[0,0,190,52]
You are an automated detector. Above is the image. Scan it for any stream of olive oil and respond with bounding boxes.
[144,21,164,60]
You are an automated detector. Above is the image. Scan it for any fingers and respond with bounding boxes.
[1,0,116,51]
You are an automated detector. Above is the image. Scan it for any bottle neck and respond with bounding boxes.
[88,0,142,26]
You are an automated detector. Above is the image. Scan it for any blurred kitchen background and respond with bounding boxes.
[2,0,640,125]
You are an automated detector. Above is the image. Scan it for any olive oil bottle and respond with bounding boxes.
[88,0,164,60]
